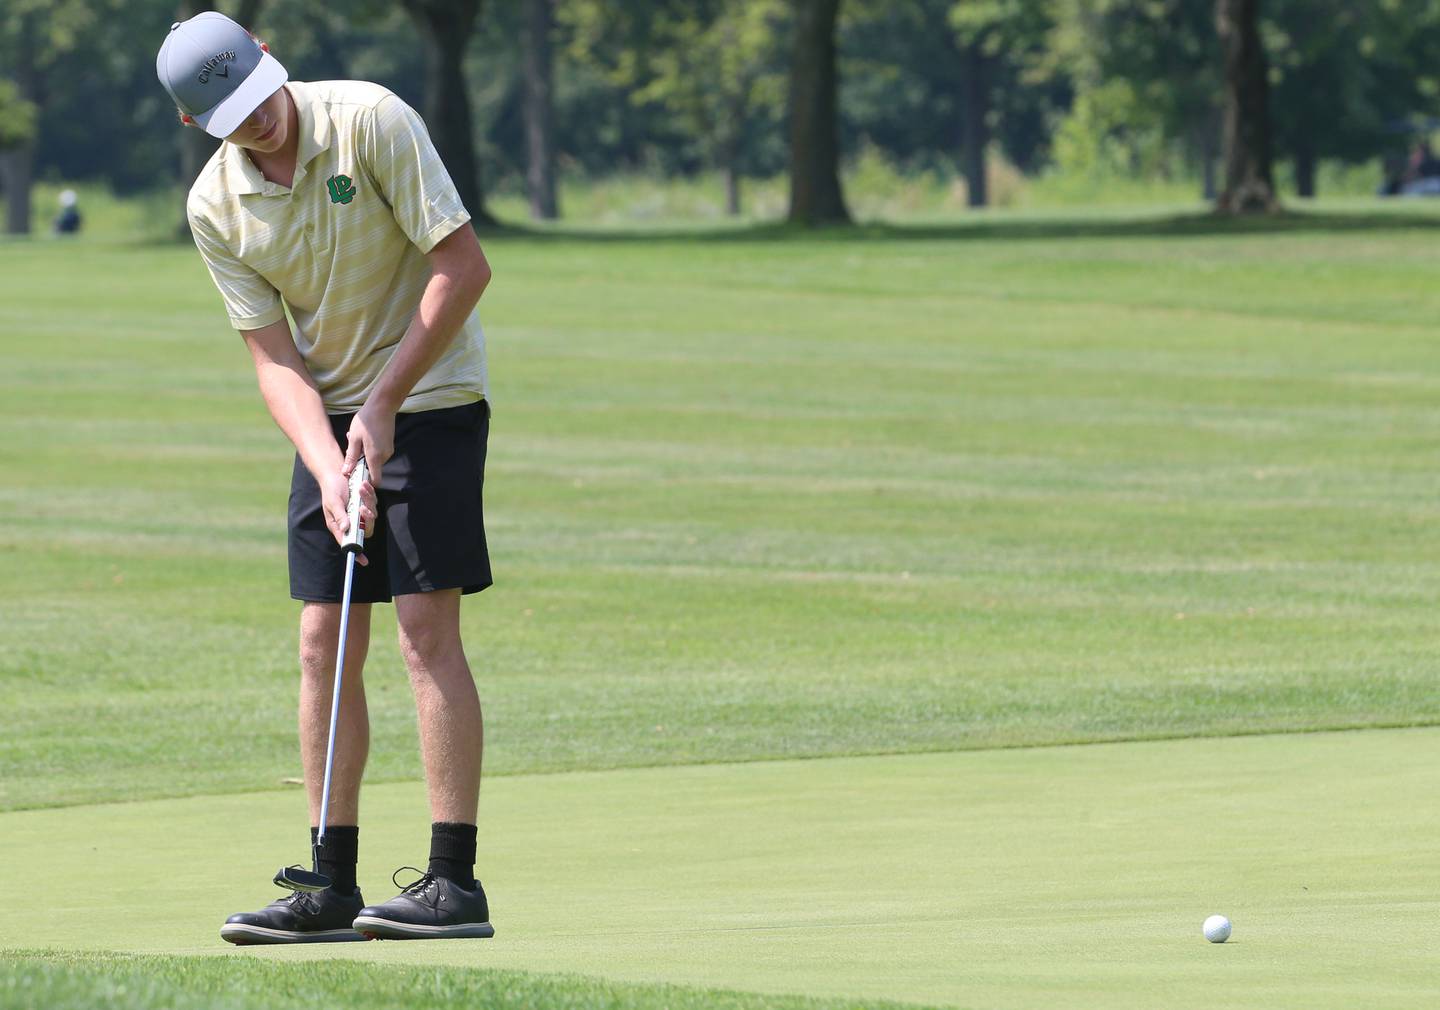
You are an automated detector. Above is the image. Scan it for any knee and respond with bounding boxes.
[299,625,330,678]
[299,609,339,677]
[395,593,464,675]
[398,621,458,673]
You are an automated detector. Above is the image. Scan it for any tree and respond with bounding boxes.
[788,0,849,225]
[558,0,770,181]
[633,0,787,216]
[521,0,560,219]
[1215,0,1277,212]
[401,0,496,226]
[1044,0,1221,199]
[0,2,88,233]
[0,80,36,152]
[947,0,1057,207]
[1266,0,1440,197]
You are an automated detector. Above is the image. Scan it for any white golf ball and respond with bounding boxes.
[1203,914,1232,943]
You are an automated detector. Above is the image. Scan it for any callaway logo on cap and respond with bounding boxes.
[155,11,288,139]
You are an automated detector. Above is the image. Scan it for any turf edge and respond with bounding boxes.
[0,950,939,1010]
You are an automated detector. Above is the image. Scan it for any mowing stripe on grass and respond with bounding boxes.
[11,231,1440,812]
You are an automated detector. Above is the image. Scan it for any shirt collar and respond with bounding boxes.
[221,140,265,195]
[289,81,332,168]
[221,82,331,196]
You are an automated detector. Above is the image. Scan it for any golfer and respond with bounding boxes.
[157,12,495,944]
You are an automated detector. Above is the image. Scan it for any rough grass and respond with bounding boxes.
[0,951,930,1010]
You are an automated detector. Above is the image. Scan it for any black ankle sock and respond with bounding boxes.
[311,825,359,895]
[428,822,477,886]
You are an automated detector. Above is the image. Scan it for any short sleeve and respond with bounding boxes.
[187,208,285,331]
[362,95,472,253]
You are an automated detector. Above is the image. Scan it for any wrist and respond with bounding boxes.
[366,385,404,415]
[301,440,345,483]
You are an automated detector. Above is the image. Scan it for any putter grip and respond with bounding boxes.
[343,459,368,552]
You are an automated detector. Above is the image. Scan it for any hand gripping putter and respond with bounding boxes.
[275,459,369,893]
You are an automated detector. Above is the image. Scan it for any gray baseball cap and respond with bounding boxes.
[156,12,288,139]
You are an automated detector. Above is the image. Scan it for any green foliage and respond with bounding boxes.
[0,0,107,63]
[553,0,789,178]
[949,0,1054,58]
[1042,0,1218,191]
[1039,0,1440,194]
[1050,78,1173,179]
[630,0,788,163]
[1266,0,1440,168]
[8,0,1439,213]
[0,80,36,149]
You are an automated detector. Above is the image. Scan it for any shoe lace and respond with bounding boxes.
[392,865,436,896]
[274,866,321,909]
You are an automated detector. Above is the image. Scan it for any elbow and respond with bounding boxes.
[470,256,492,298]
[445,251,490,302]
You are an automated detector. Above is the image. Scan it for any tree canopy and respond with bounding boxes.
[5,0,1440,230]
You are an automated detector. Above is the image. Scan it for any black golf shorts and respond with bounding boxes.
[288,399,492,604]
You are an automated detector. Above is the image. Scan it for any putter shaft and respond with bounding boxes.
[316,459,368,853]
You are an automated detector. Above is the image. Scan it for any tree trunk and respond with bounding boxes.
[1294,141,1316,198]
[2,11,39,235]
[403,0,496,227]
[1215,0,1277,213]
[720,91,748,217]
[521,0,559,220]
[959,40,988,209]
[723,151,741,216]
[1197,110,1220,201]
[0,142,33,235]
[787,0,849,226]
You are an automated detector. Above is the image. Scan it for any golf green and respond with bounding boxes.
[4,728,1437,1009]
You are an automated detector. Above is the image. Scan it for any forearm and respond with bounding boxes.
[256,359,342,479]
[368,230,490,413]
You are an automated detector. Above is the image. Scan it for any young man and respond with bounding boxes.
[156,12,495,944]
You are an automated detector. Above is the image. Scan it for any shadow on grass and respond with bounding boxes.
[22,204,1440,250]
[486,206,1440,244]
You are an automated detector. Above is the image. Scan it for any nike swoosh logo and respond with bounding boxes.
[215,65,229,78]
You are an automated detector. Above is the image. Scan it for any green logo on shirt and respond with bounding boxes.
[327,175,356,205]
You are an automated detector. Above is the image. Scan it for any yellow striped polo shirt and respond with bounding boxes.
[186,80,486,413]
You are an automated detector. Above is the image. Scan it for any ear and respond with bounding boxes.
[177,111,197,128]
[258,41,270,52]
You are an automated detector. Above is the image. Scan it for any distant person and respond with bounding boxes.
[155,11,496,945]
[1404,140,1440,184]
[52,190,81,235]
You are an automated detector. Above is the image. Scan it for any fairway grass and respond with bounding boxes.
[3,730,1439,1010]
[6,209,1440,1008]
[8,218,1440,810]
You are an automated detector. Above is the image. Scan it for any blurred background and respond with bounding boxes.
[5,0,1440,237]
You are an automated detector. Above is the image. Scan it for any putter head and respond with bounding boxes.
[273,864,332,893]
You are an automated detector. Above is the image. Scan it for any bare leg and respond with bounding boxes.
[394,589,482,824]
[299,601,372,826]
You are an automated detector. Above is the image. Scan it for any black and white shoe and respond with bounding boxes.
[352,867,495,940]
[220,885,368,945]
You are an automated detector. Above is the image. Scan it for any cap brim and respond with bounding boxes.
[194,51,288,139]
